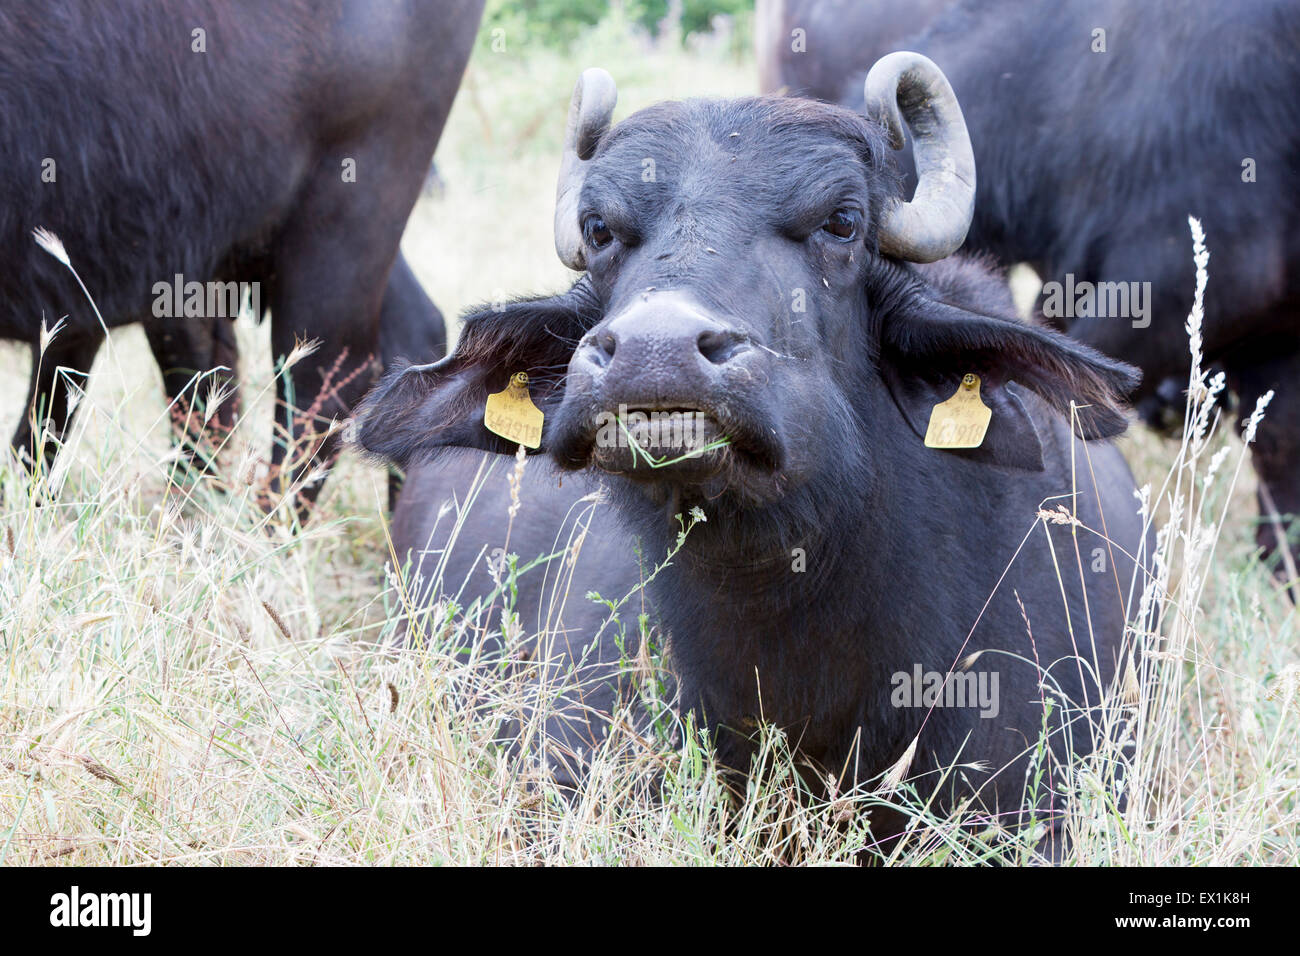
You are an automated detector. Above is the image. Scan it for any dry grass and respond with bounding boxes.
[1,17,1296,865]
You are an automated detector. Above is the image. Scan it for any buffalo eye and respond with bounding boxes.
[820,209,860,242]
[582,214,614,250]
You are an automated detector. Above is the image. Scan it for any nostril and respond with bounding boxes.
[598,331,617,360]
[697,329,744,365]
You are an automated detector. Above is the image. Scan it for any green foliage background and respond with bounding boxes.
[483,0,754,50]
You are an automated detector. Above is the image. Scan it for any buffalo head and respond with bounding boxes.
[357,54,1136,512]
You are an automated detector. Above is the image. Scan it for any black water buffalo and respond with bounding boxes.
[755,0,952,102]
[1,0,483,511]
[758,0,1300,574]
[361,55,1150,850]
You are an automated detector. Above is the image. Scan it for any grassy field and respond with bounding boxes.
[1,14,1297,865]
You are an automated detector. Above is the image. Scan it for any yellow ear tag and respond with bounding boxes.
[484,371,543,449]
[924,373,991,449]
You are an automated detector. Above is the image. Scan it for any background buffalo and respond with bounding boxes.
[1,0,484,514]
[757,0,1300,580]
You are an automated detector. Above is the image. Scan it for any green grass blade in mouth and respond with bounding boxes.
[616,414,731,469]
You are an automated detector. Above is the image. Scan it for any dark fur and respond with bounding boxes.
[761,0,1300,571]
[362,94,1151,848]
[1,0,480,508]
[756,0,954,102]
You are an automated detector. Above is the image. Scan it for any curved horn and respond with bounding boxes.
[554,68,618,271]
[864,51,975,263]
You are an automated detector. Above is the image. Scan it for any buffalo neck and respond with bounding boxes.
[609,404,934,760]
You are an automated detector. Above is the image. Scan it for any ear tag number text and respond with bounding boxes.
[924,373,991,449]
[484,371,543,449]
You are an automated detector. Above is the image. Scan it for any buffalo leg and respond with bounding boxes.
[378,252,447,511]
[11,329,104,471]
[378,252,446,369]
[265,157,429,521]
[134,255,443,511]
[1228,341,1300,595]
[142,314,241,476]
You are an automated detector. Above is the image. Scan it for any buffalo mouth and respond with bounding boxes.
[581,404,777,480]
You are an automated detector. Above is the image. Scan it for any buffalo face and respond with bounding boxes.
[357,57,1136,509]
[546,96,903,502]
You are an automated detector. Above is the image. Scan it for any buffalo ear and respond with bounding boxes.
[878,279,1140,468]
[354,280,603,466]
[880,362,1048,471]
